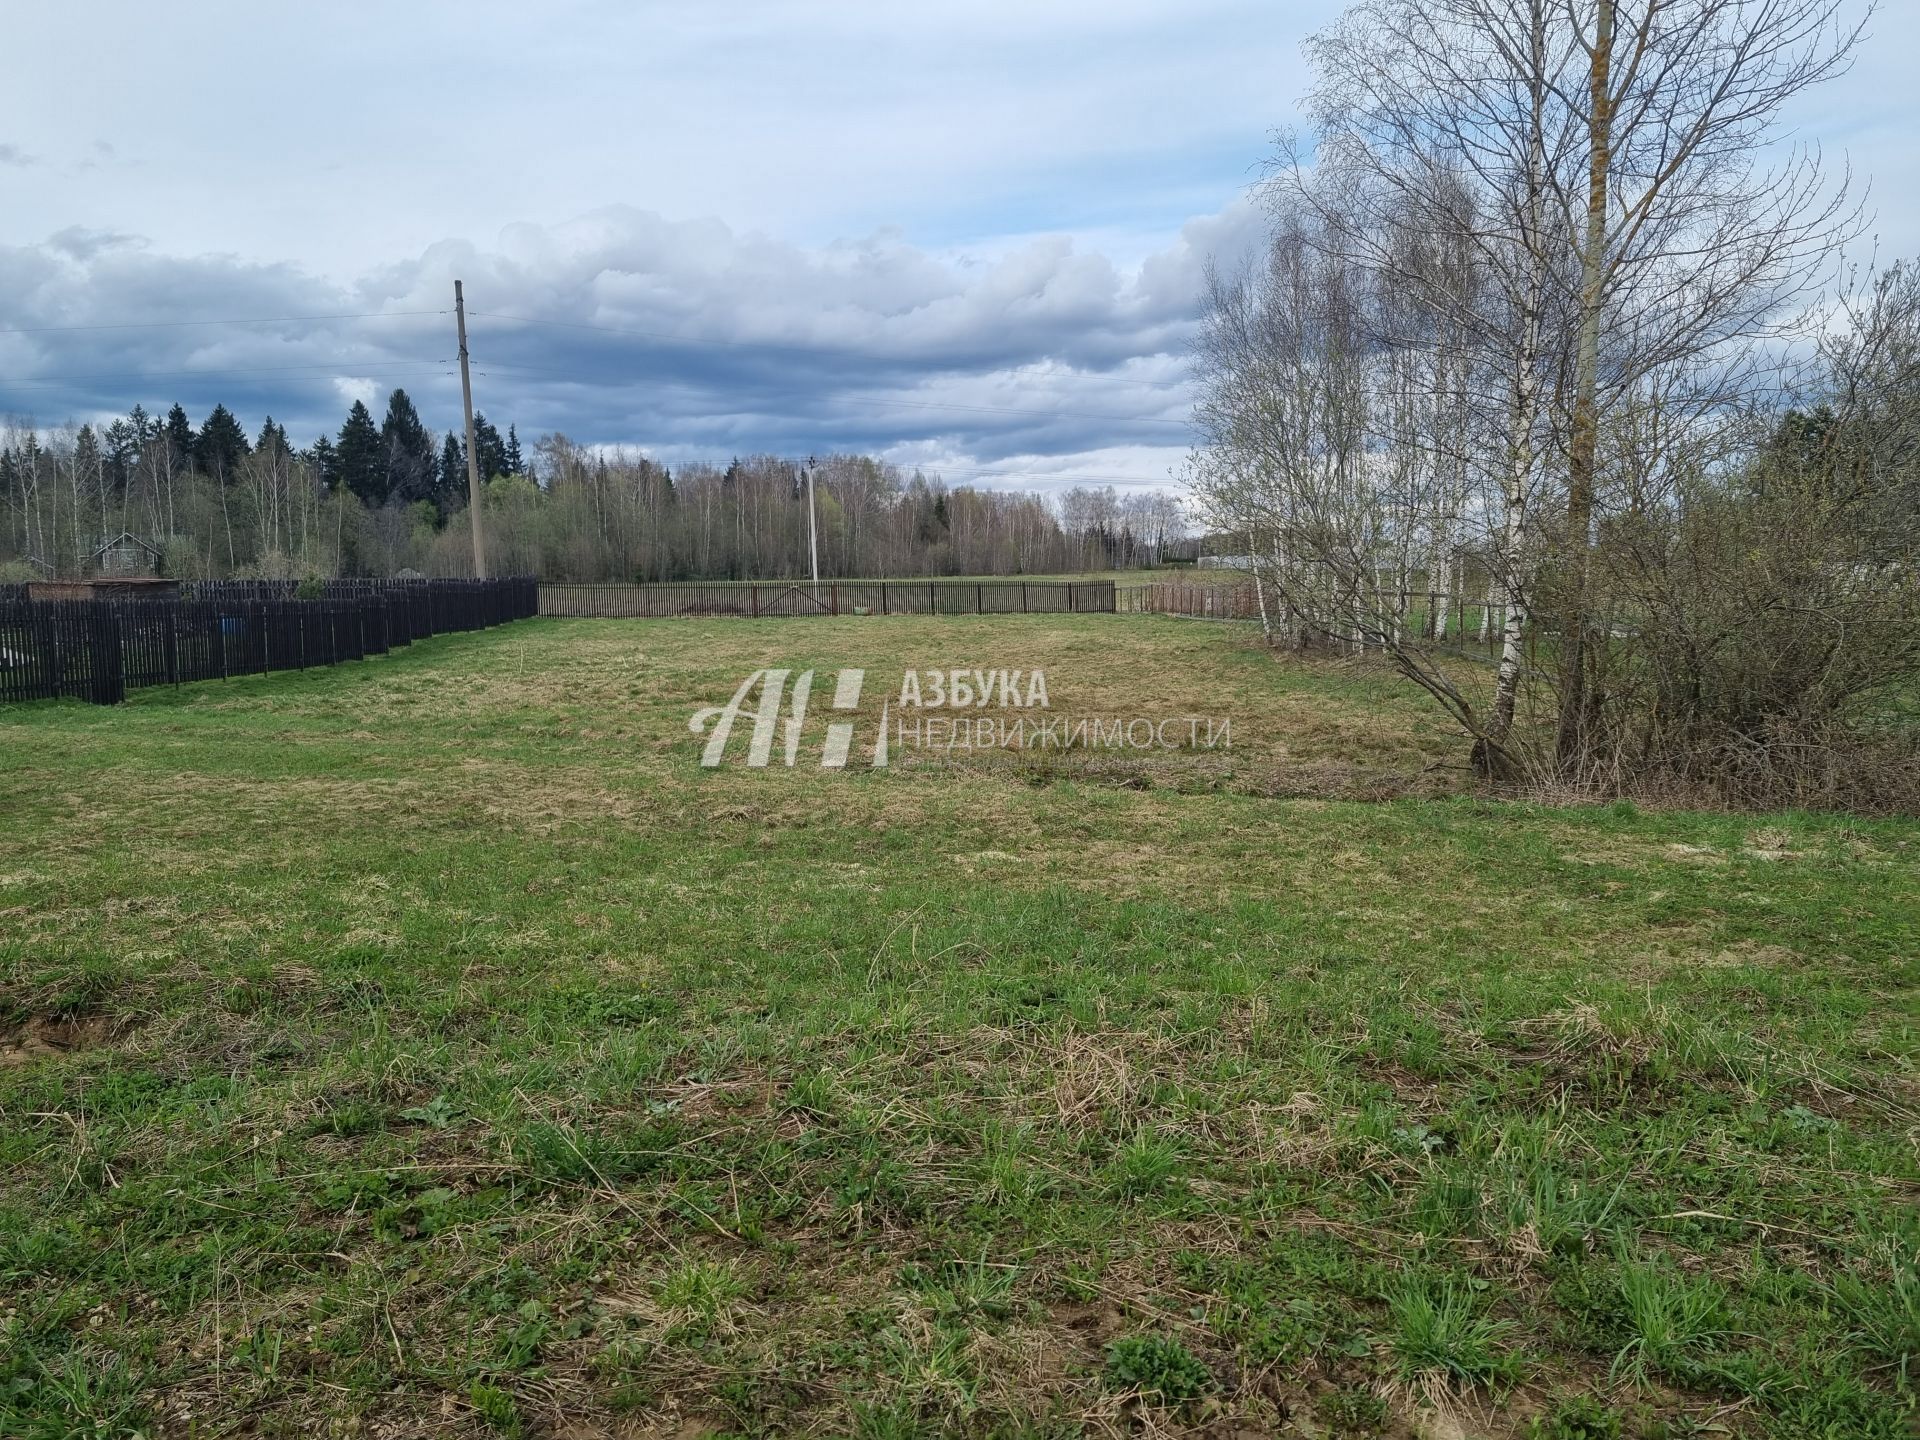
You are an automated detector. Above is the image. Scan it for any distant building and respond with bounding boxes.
[88,532,164,578]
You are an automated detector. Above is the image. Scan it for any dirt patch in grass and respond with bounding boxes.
[0,1012,119,1066]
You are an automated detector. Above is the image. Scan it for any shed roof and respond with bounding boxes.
[89,532,162,560]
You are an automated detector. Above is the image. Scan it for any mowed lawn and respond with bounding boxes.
[1,616,1915,1440]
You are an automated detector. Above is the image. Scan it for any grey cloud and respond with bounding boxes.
[0,205,1235,490]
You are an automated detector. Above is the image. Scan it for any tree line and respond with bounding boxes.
[0,392,1185,582]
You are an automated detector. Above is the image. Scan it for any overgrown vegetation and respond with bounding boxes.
[2,616,1914,1436]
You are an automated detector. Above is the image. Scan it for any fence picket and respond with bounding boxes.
[0,578,536,707]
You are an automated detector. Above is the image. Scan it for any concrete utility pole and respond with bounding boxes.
[805,456,820,601]
[454,280,488,579]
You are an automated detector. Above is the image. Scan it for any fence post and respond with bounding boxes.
[882,583,889,616]
[1022,582,1028,613]
[166,609,179,688]
[751,583,759,618]
[49,607,66,698]
[1067,583,1076,613]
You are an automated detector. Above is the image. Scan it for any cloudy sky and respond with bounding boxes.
[1,0,1914,497]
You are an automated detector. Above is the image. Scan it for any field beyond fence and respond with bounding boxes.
[0,577,536,705]
[539,578,1116,617]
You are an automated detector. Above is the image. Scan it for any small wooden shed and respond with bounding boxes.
[89,532,164,578]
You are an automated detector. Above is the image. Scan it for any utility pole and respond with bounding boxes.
[454,280,488,579]
[805,456,820,602]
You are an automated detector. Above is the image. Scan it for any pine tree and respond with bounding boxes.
[504,424,524,477]
[193,404,251,482]
[379,389,437,506]
[334,401,385,504]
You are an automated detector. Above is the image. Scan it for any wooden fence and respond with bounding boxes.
[0,578,537,706]
[1118,581,1266,621]
[539,579,1117,618]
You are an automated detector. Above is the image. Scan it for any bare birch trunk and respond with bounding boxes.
[1556,0,1615,771]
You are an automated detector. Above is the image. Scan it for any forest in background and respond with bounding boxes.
[0,391,1187,582]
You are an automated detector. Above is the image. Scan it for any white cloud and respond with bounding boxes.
[331,377,380,411]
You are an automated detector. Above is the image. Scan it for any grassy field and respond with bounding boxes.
[1,615,1915,1439]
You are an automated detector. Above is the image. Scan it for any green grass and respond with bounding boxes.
[1,615,1916,1437]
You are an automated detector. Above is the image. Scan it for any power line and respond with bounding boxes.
[0,309,446,336]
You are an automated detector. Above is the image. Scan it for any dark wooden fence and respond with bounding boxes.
[0,578,536,706]
[539,579,1117,618]
[1118,581,1265,621]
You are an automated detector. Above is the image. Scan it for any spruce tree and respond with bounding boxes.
[504,424,524,477]
[163,404,195,468]
[103,418,137,493]
[436,433,466,514]
[334,400,385,504]
[193,404,251,482]
[379,389,437,505]
[308,436,338,491]
[470,413,509,483]
[256,416,290,458]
